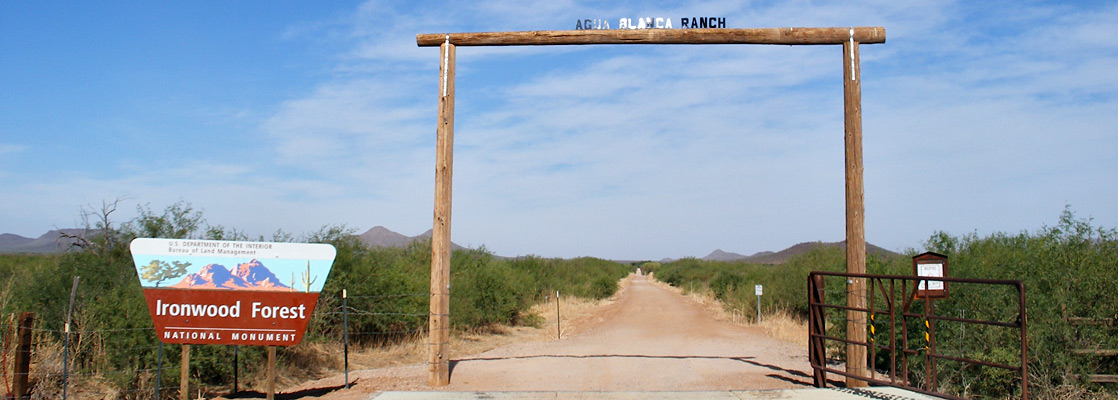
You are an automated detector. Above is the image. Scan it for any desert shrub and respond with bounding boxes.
[451,248,529,328]
[587,275,618,300]
[0,200,633,397]
[506,255,629,300]
[919,208,1118,399]
[311,238,429,346]
[648,207,1117,399]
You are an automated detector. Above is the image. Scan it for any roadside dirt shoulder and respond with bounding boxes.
[277,274,812,399]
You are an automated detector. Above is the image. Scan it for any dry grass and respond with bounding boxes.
[741,310,809,349]
[1030,383,1118,400]
[646,274,809,349]
[331,292,613,372]
[263,282,628,394]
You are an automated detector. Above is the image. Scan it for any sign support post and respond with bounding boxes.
[156,342,163,398]
[913,251,949,391]
[755,285,763,323]
[267,346,276,400]
[180,344,189,400]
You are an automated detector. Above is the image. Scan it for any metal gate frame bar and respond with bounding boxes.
[808,271,1028,399]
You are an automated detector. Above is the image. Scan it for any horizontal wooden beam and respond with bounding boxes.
[418,27,885,47]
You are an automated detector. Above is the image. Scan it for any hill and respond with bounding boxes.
[1,227,893,263]
[0,229,85,253]
[702,241,900,264]
[357,226,464,251]
[0,226,463,254]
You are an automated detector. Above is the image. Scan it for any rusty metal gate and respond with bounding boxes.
[808,271,1028,399]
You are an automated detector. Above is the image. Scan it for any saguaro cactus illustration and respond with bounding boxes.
[300,260,316,293]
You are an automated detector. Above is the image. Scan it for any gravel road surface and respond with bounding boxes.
[283,274,816,399]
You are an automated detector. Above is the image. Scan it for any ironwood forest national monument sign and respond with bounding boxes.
[416,26,885,387]
[130,238,337,346]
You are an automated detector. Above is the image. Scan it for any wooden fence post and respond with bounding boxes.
[12,312,33,400]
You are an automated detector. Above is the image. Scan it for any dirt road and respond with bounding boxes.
[295,275,815,398]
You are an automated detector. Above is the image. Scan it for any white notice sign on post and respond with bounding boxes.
[755,285,763,296]
[917,263,945,291]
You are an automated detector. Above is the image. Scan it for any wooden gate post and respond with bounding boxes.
[843,33,869,387]
[429,37,456,387]
[12,312,33,400]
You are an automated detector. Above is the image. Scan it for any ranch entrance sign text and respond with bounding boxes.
[575,16,727,30]
[130,238,336,346]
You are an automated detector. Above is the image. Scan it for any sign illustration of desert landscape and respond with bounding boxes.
[130,238,336,346]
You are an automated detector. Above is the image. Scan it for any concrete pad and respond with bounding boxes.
[369,387,942,400]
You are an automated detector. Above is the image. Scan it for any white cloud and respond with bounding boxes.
[7,1,1101,259]
[0,143,27,156]
[0,144,29,179]
[857,1,1118,251]
[0,155,435,241]
[244,0,1118,259]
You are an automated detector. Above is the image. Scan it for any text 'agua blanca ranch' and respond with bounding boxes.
[575,16,727,30]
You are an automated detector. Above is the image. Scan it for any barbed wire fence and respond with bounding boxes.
[1,288,431,400]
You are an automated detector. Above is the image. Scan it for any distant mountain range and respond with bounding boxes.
[699,241,900,264]
[1,227,897,263]
[168,259,289,291]
[356,226,465,251]
[0,229,85,253]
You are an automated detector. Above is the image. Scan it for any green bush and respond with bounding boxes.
[648,207,1117,399]
[0,201,634,398]
[918,208,1118,398]
[25,200,1114,398]
[588,275,618,300]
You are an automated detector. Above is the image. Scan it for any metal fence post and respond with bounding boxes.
[343,289,349,388]
[1018,282,1029,400]
[156,341,163,399]
[808,274,827,387]
[555,291,561,340]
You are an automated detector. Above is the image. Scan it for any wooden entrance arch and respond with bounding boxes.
[416,27,886,387]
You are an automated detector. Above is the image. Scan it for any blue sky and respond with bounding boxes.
[2,1,1115,260]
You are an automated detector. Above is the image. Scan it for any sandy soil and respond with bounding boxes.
[274,274,814,399]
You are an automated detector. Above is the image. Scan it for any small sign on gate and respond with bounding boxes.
[913,251,948,299]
